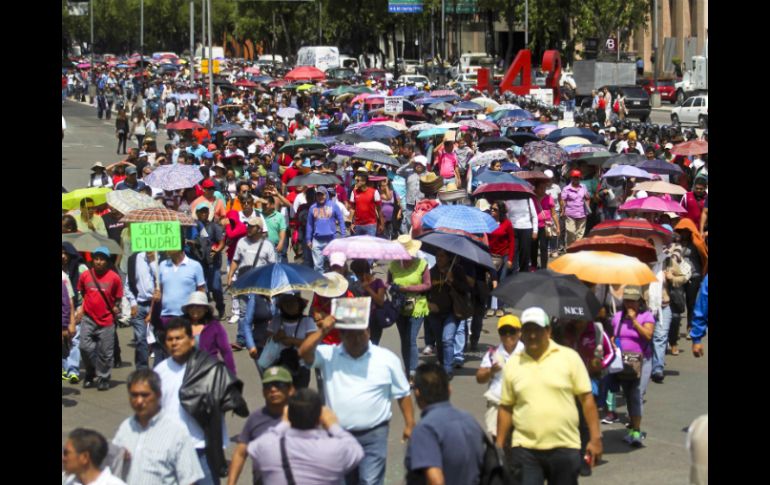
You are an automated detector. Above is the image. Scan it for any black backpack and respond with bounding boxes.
[479,432,509,485]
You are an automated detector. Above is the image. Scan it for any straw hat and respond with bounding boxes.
[314,272,350,298]
[419,172,443,195]
[397,234,422,257]
[443,130,456,142]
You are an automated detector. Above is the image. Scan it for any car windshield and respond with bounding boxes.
[622,87,647,98]
[658,80,674,87]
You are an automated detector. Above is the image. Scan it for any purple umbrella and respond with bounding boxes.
[620,197,687,214]
[533,124,558,137]
[636,159,685,176]
[321,236,411,260]
[143,164,203,191]
[522,141,570,167]
[329,144,364,156]
[602,165,654,179]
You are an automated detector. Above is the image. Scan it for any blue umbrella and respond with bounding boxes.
[413,97,439,105]
[212,123,241,133]
[416,231,496,270]
[416,127,448,139]
[512,120,541,128]
[450,101,484,112]
[355,125,403,140]
[489,109,534,122]
[508,132,540,146]
[422,205,499,233]
[393,86,420,97]
[545,127,601,143]
[636,159,684,176]
[475,169,528,185]
[231,263,325,298]
[116,64,129,69]
[602,165,654,179]
[402,100,418,111]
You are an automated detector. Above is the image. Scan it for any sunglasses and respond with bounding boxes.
[262,382,291,391]
[499,327,520,336]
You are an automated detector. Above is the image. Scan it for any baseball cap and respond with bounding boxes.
[125,166,137,175]
[329,252,346,268]
[609,127,617,133]
[195,202,212,213]
[569,169,582,178]
[622,286,643,301]
[413,155,428,166]
[207,143,218,151]
[520,307,550,328]
[498,315,522,330]
[92,246,111,258]
[543,169,554,179]
[247,216,264,229]
[591,122,600,128]
[315,186,329,197]
[664,143,674,149]
[201,179,216,189]
[262,366,293,385]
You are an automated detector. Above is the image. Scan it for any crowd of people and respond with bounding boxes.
[62,61,708,485]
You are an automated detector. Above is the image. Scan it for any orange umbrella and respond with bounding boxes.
[670,140,708,156]
[566,235,657,263]
[548,250,658,285]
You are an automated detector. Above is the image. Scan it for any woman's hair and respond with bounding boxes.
[62,214,78,232]
[183,303,213,322]
[350,259,371,275]
[493,200,507,221]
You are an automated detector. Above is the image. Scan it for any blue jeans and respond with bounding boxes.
[396,316,423,374]
[345,423,389,485]
[238,294,272,358]
[63,324,81,376]
[652,305,672,376]
[490,256,513,310]
[353,224,377,237]
[311,236,333,273]
[204,265,225,317]
[196,449,218,485]
[617,357,653,418]
[403,203,414,234]
[130,304,151,370]
[428,313,461,375]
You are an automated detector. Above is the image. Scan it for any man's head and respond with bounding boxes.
[62,215,78,233]
[497,314,522,353]
[413,363,450,409]
[126,369,162,424]
[62,428,109,476]
[164,317,195,362]
[91,247,111,274]
[315,186,328,205]
[519,307,552,359]
[692,178,707,198]
[201,179,216,198]
[195,204,210,222]
[262,366,295,410]
[339,328,369,358]
[247,215,265,239]
[413,155,428,174]
[569,169,582,186]
[288,388,322,430]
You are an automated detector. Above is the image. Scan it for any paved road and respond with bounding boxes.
[62,100,708,484]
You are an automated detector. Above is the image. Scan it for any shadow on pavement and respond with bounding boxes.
[600,428,641,455]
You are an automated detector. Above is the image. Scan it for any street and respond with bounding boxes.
[62,100,707,484]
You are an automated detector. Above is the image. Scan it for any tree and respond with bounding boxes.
[574,0,651,58]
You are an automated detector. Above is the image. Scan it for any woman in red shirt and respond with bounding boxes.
[486,200,515,317]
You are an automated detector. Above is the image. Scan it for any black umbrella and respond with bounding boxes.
[350,150,400,167]
[636,158,684,176]
[601,153,646,169]
[415,230,495,271]
[507,132,540,146]
[478,136,516,151]
[335,132,369,144]
[545,127,602,144]
[286,172,342,187]
[491,269,602,319]
[226,128,260,139]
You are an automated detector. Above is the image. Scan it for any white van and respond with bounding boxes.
[296,46,340,72]
[459,52,489,75]
[195,46,225,60]
[339,55,359,73]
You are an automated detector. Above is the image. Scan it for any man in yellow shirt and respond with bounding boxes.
[496,307,603,484]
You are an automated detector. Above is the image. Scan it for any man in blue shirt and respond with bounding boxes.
[115,166,147,192]
[186,139,207,163]
[124,251,158,370]
[405,363,485,485]
[306,186,346,273]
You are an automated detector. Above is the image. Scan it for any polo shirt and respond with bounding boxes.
[499,340,592,450]
[312,343,410,431]
[261,210,287,247]
[405,402,485,485]
[158,256,206,316]
[349,187,381,226]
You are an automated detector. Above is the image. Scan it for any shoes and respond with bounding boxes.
[113,360,124,369]
[62,369,68,380]
[470,341,479,351]
[651,373,664,384]
[579,460,592,477]
[453,361,464,369]
[229,315,240,324]
[97,379,110,391]
[670,345,680,356]
[601,411,619,424]
[231,342,245,351]
[486,309,494,317]
[623,430,643,447]
[495,309,505,317]
[422,345,434,356]
[83,379,96,389]
[68,373,80,384]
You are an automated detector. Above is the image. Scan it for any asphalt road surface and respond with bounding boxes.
[62,99,708,484]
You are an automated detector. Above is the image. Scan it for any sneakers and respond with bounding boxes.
[601,411,619,424]
[623,430,644,447]
[453,361,464,369]
[97,378,110,391]
[422,345,434,356]
[82,379,96,389]
[229,315,240,324]
[62,369,68,380]
[651,372,665,384]
[486,309,494,317]
[68,373,80,384]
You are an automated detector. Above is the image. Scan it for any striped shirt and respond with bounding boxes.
[112,411,204,485]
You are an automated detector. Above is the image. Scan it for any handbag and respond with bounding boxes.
[613,315,643,380]
[275,322,302,374]
[257,337,286,371]
[450,285,474,320]
[390,285,415,316]
[490,255,504,272]
[373,297,399,329]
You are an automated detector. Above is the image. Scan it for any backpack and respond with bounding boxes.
[410,199,440,237]
[479,432,508,485]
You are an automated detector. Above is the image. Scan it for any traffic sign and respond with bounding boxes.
[201,59,220,74]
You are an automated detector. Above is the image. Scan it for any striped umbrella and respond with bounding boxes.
[408,123,437,132]
[122,208,196,226]
[588,218,673,243]
[106,190,163,214]
[231,263,326,298]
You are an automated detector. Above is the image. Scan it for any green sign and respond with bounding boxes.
[449,0,477,14]
[130,222,182,252]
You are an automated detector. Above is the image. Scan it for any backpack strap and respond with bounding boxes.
[89,268,117,316]
[280,435,297,485]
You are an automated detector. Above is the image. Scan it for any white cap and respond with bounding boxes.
[635,190,649,199]
[520,307,550,328]
[329,252,346,268]
[413,155,428,166]
[664,143,674,149]
[543,169,554,179]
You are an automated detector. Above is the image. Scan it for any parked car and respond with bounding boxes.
[395,74,430,89]
[400,59,421,74]
[671,95,708,128]
[325,67,357,86]
[605,85,652,122]
[637,78,676,103]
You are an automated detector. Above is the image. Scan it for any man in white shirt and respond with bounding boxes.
[63,428,127,485]
[505,197,539,272]
[293,118,312,140]
[198,102,211,126]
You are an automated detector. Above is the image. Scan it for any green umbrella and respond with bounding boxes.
[416,127,448,139]
[62,232,124,255]
[62,187,112,211]
[277,139,328,155]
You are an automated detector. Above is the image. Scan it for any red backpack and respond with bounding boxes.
[410,199,441,237]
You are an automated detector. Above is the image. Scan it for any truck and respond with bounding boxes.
[674,54,707,105]
[572,60,636,108]
[296,46,340,72]
[194,46,225,60]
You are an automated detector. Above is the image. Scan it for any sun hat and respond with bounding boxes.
[413,155,428,166]
[91,161,106,171]
[419,172,443,194]
[543,169,554,179]
[125,166,137,175]
[314,272,350,298]
[520,307,550,328]
[181,291,212,313]
[397,234,422,257]
[498,314,522,330]
[622,286,643,301]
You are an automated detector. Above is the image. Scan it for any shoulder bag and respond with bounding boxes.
[374,288,399,329]
[280,435,297,485]
[89,268,117,317]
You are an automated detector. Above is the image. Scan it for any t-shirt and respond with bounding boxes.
[350,187,381,226]
[535,195,554,228]
[262,210,288,247]
[232,237,277,271]
[612,310,655,359]
[236,407,283,478]
[159,257,206,317]
[437,151,458,179]
[479,342,524,402]
[77,269,124,327]
[268,315,317,341]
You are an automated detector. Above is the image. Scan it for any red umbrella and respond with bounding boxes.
[670,140,708,156]
[245,66,261,74]
[285,66,325,81]
[234,79,258,88]
[166,119,203,131]
[567,234,657,263]
[472,182,534,200]
[588,218,673,243]
[516,171,551,183]
[620,197,687,214]
[268,79,289,88]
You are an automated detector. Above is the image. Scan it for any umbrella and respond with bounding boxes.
[234,79,257,88]
[409,123,437,132]
[278,139,327,155]
[426,101,454,112]
[355,125,402,141]
[588,218,673,243]
[276,107,300,119]
[345,121,373,132]
[636,159,685,176]
[451,101,484,112]
[458,120,499,132]
[566,235,657,263]
[321,236,411,260]
[567,144,608,156]
[468,150,508,168]
[473,182,534,200]
[284,66,325,81]
[166,119,203,131]
[516,171,551,183]
[511,120,541,128]
[492,270,602,319]
[522,141,570,166]
[286,172,343,187]
[415,231,495,271]
[212,123,242,132]
[106,190,163,214]
[619,196,687,214]
[225,128,260,139]
[122,207,196,226]
[143,164,203,191]
[422,205,500,233]
[436,122,461,129]
[397,111,428,122]
[295,83,315,92]
[413,97,441,106]
[62,187,112,211]
[631,180,687,196]
[497,117,537,128]
[602,165,653,179]
[245,66,261,74]
[231,263,326,298]
[355,141,393,154]
[329,144,363,156]
[670,140,708,156]
[350,93,378,105]
[508,132,540,146]
[474,170,528,185]
[350,150,400,167]
[430,90,458,97]
[470,97,500,110]
[335,132,369,144]
[489,109,533,122]
[557,136,592,147]
[533,124,559,137]
[493,103,522,111]
[62,232,123,255]
[575,151,614,166]
[549,251,658,285]
[393,86,420,97]
[478,136,515,151]
[371,120,407,131]
[601,153,646,169]
[545,127,600,143]
[416,127,448,139]
[253,75,275,83]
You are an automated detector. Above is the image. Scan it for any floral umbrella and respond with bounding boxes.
[522,141,570,166]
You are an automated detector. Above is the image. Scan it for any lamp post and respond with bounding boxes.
[190,1,195,81]
[207,0,214,129]
[140,0,144,71]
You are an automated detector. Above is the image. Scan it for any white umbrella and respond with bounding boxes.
[436,122,461,129]
[409,123,436,132]
[355,141,393,154]
[471,97,500,110]
[493,103,521,111]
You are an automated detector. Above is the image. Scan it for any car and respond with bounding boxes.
[399,59,421,74]
[671,95,708,128]
[605,85,652,122]
[395,74,430,89]
[637,78,676,103]
[325,67,357,86]
[362,68,393,82]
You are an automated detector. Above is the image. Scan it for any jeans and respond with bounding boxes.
[512,228,533,272]
[197,449,218,485]
[311,236,333,273]
[396,316,423,374]
[353,224,377,237]
[428,313,461,375]
[238,294,270,351]
[509,447,581,485]
[63,324,81,376]
[345,423,389,485]
[79,316,115,381]
[530,228,549,270]
[403,204,415,233]
[490,256,513,311]
[135,134,145,147]
[652,305,672,376]
[130,303,151,370]
[616,357,653,418]
[117,132,127,154]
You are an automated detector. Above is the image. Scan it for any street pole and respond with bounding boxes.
[617,28,621,61]
[140,0,144,71]
[207,0,214,129]
[524,0,528,47]
[190,1,195,81]
[272,10,276,70]
[90,0,94,82]
[653,0,658,83]
[441,0,446,61]
[201,0,206,58]
[431,7,435,61]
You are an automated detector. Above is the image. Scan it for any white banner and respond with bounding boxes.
[384,96,404,114]
[67,1,89,16]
